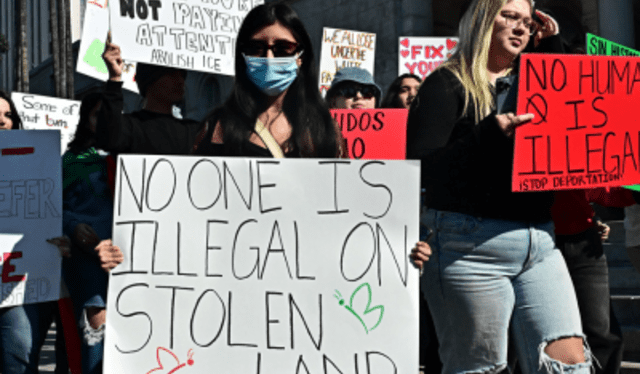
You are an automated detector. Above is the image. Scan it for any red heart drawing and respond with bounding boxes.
[400,38,410,48]
[400,50,410,58]
[447,39,458,51]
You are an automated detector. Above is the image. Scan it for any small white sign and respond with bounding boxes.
[12,92,81,155]
[319,27,376,96]
[0,131,62,307]
[398,37,458,80]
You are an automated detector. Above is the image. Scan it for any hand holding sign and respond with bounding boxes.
[102,42,124,82]
[95,239,123,273]
[409,242,432,271]
[496,112,535,138]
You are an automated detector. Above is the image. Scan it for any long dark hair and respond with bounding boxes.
[205,3,339,157]
[0,91,23,129]
[67,93,102,153]
[380,74,421,109]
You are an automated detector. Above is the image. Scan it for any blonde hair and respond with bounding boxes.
[441,0,534,123]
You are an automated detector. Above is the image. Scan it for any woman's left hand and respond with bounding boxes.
[410,241,432,272]
[533,10,560,47]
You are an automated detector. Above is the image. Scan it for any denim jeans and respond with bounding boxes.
[0,302,55,374]
[421,209,591,374]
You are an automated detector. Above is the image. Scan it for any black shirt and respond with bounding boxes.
[96,81,203,155]
[406,68,554,223]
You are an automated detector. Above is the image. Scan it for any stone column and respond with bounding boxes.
[598,0,635,48]
[401,0,433,36]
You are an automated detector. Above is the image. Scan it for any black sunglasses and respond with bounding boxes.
[241,40,302,58]
[336,84,378,99]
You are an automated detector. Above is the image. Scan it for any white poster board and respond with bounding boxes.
[76,0,139,93]
[12,93,81,155]
[108,0,265,76]
[0,131,62,307]
[398,37,458,80]
[319,27,376,96]
[105,156,420,373]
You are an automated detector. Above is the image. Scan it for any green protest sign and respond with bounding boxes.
[587,33,640,192]
[586,33,640,56]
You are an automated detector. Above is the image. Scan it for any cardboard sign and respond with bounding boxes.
[0,131,62,307]
[104,155,420,373]
[513,54,640,192]
[12,93,81,155]
[108,0,265,76]
[76,0,139,93]
[398,37,457,80]
[319,27,376,96]
[587,33,640,57]
[331,109,407,160]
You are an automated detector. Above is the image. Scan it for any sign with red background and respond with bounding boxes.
[331,109,408,160]
[513,54,640,192]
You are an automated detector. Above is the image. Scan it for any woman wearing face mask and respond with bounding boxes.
[407,0,593,373]
[195,3,343,158]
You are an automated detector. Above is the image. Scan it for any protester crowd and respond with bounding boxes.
[1,0,640,373]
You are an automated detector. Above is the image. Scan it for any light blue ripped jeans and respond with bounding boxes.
[421,209,592,374]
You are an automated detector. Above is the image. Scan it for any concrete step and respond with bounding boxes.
[611,294,640,364]
[611,295,640,325]
[604,243,632,264]
[609,266,640,289]
[603,222,640,290]
[622,361,640,374]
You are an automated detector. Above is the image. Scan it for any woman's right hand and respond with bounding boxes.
[495,112,535,138]
[95,239,124,273]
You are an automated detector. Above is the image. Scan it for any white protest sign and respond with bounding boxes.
[105,156,420,373]
[76,0,139,93]
[0,131,62,307]
[319,27,376,96]
[109,0,265,76]
[398,37,458,80]
[12,93,81,155]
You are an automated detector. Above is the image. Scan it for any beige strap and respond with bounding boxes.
[255,119,285,158]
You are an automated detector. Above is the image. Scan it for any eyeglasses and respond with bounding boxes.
[501,11,538,36]
[241,40,302,57]
[336,84,378,99]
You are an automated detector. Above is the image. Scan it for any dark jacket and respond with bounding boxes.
[96,81,203,155]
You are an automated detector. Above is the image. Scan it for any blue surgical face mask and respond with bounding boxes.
[243,52,302,96]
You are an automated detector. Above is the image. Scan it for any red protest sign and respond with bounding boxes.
[513,54,640,192]
[331,109,408,159]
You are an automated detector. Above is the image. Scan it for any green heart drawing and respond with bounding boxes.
[334,282,385,334]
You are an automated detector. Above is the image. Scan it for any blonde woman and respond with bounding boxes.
[407,0,592,373]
